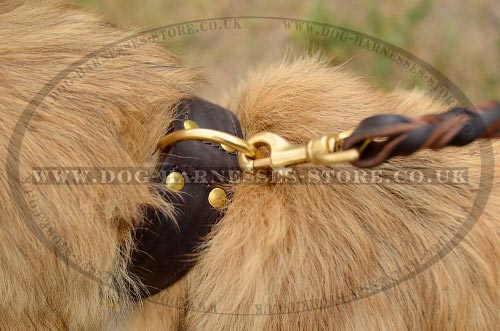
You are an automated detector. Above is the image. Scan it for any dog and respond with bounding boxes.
[1,1,498,330]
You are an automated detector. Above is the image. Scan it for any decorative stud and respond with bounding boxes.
[208,188,227,209]
[165,172,185,192]
[221,143,236,153]
[183,120,199,129]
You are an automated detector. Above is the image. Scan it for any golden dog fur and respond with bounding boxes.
[0,1,498,330]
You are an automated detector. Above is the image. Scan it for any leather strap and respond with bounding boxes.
[128,98,241,299]
[343,102,500,167]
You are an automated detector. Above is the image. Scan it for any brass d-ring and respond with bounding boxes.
[158,128,259,158]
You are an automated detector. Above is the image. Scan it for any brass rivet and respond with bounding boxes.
[165,172,184,192]
[221,143,236,153]
[208,188,227,209]
[183,120,199,129]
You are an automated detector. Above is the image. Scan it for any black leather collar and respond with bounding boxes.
[128,98,242,299]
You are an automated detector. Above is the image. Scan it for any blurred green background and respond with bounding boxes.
[71,0,498,103]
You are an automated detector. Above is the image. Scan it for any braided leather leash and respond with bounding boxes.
[343,101,500,167]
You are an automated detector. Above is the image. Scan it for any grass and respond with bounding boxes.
[70,0,498,103]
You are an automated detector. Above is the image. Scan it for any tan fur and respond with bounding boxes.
[182,58,499,330]
[0,1,198,329]
[0,1,498,330]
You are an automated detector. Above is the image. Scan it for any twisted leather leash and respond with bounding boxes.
[344,102,500,167]
[129,98,499,299]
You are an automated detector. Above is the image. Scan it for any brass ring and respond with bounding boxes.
[158,128,258,158]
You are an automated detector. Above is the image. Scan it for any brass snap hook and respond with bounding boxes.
[237,131,363,171]
[158,128,367,172]
[237,132,305,171]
